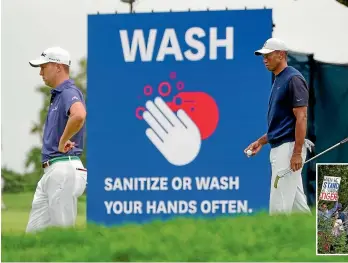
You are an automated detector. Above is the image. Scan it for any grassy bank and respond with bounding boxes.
[1,192,86,233]
[2,193,348,261]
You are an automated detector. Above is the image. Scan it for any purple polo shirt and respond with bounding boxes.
[42,79,86,163]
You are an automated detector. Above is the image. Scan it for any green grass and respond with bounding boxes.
[1,192,86,233]
[2,192,348,261]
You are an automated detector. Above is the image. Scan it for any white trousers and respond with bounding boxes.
[26,158,87,233]
[269,141,311,215]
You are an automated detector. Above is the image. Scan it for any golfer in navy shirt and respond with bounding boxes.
[244,38,311,215]
[26,47,87,232]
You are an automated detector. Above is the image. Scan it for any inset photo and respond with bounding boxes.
[316,163,348,255]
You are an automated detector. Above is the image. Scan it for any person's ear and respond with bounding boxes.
[278,51,284,60]
[56,64,62,73]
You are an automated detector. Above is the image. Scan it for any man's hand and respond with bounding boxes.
[244,140,263,157]
[244,134,267,157]
[290,153,303,172]
[58,139,75,153]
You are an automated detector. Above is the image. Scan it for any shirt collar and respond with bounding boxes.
[51,79,74,94]
[275,66,290,78]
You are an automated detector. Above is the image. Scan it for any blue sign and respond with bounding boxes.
[87,9,273,226]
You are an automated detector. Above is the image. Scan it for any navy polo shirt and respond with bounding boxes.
[42,79,86,163]
[267,66,309,148]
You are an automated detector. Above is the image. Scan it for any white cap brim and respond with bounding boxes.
[254,48,275,56]
[29,58,48,67]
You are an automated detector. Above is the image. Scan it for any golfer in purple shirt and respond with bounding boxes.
[26,47,87,233]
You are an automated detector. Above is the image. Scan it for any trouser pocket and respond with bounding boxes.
[74,168,87,197]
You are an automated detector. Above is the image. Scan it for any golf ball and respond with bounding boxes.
[246,149,252,156]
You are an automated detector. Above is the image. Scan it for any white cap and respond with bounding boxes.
[29,47,71,67]
[254,38,288,56]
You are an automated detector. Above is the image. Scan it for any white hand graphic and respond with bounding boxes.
[143,96,201,166]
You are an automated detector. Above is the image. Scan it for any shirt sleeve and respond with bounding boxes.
[289,75,309,107]
[61,88,84,116]
[328,201,339,217]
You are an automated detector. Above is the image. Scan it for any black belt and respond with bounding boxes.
[42,156,80,168]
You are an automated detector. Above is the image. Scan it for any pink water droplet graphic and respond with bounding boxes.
[176,81,184,90]
[170,72,176,79]
[144,85,153,96]
[135,106,146,120]
[158,82,171,97]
